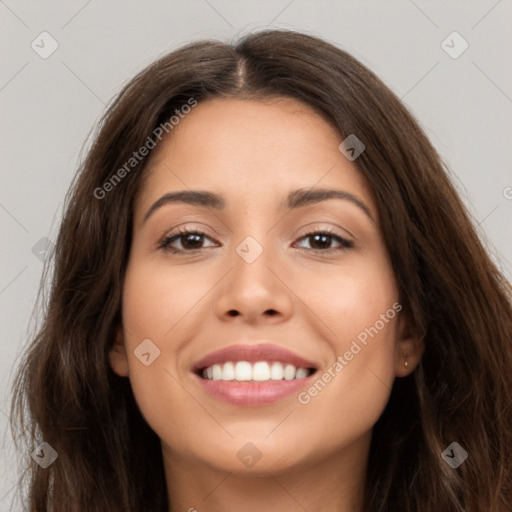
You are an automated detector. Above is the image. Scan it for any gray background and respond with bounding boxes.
[1,0,511,508]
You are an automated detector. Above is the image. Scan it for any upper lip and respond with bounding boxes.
[192,343,319,373]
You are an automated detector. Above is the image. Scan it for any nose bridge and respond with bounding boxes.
[230,232,277,293]
[235,234,267,266]
[213,228,293,321]
[229,199,279,271]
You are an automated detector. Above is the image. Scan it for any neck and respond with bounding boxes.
[162,434,370,512]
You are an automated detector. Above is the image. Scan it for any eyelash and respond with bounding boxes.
[156,226,354,254]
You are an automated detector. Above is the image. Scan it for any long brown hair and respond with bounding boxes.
[10,29,512,511]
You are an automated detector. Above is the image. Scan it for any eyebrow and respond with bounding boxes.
[142,187,374,223]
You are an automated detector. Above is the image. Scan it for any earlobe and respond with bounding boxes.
[108,328,130,377]
[394,313,424,377]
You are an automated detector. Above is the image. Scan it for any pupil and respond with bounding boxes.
[312,234,330,249]
[184,234,202,249]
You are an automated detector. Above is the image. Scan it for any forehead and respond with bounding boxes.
[135,97,375,220]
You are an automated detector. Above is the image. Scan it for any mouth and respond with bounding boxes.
[196,361,316,381]
[191,343,319,406]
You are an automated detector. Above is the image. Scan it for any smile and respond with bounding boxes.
[200,361,314,381]
[192,343,319,406]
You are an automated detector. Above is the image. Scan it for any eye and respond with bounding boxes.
[293,227,353,253]
[157,228,217,253]
[157,226,353,254]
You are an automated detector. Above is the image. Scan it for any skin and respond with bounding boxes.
[109,97,423,512]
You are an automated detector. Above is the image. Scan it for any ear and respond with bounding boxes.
[108,327,130,377]
[394,310,424,377]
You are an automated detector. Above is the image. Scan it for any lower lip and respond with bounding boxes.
[193,373,316,406]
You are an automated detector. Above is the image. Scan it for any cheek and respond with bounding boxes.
[290,259,399,438]
[122,262,197,336]
[292,254,398,357]
[120,259,219,442]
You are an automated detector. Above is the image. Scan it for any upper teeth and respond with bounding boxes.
[201,361,311,381]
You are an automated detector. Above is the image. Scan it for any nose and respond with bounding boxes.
[213,237,294,325]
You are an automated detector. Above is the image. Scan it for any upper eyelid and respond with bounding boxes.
[162,224,353,240]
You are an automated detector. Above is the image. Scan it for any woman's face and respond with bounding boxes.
[110,97,419,477]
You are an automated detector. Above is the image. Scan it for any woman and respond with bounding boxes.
[10,29,512,511]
